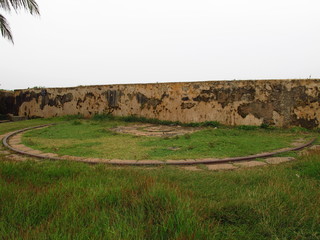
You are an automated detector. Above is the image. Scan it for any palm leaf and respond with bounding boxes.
[0,0,39,14]
[0,14,13,43]
[0,0,40,43]
[9,0,40,14]
[0,0,11,12]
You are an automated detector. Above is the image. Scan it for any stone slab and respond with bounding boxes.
[234,161,266,168]
[207,163,238,171]
[265,157,295,165]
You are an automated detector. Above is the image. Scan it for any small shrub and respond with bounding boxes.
[31,86,46,90]
[92,114,114,121]
[260,123,276,130]
[182,121,221,128]
[260,123,269,129]
[202,121,220,128]
[290,126,309,133]
[121,115,144,123]
[72,120,82,125]
[236,125,259,130]
[63,114,84,120]
[121,115,180,126]
[184,122,201,127]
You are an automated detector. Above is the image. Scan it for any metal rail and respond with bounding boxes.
[2,124,316,166]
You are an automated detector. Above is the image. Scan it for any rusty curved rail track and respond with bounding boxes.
[2,124,316,166]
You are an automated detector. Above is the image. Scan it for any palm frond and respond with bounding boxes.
[0,0,11,12]
[0,14,13,43]
[1,0,39,14]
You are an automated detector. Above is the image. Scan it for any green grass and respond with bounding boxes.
[0,153,320,239]
[0,118,54,135]
[0,119,320,239]
[21,119,316,160]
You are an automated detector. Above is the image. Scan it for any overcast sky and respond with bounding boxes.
[0,0,319,90]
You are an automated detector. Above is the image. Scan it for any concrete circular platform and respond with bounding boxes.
[110,123,200,137]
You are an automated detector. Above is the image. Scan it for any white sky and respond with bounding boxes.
[0,0,319,90]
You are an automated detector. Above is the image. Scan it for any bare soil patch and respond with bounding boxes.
[110,123,201,137]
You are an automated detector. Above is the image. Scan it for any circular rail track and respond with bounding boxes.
[2,124,316,166]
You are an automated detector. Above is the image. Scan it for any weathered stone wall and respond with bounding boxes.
[10,79,320,128]
[0,90,15,116]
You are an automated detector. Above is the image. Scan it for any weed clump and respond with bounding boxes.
[121,115,179,126]
[72,120,82,125]
[236,125,259,130]
[181,121,220,128]
[260,123,276,130]
[62,114,84,121]
[92,114,114,121]
[290,126,309,133]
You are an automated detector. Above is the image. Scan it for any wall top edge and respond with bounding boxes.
[13,78,320,92]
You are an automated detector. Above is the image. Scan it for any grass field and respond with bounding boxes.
[21,118,316,160]
[1,118,320,239]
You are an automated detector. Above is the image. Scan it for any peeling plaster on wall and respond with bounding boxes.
[6,79,320,128]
